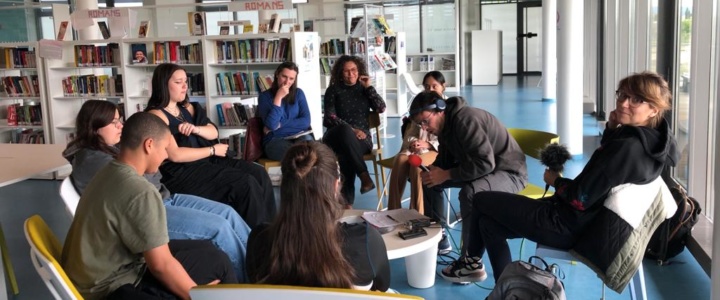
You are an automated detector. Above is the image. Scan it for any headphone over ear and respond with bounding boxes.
[409,99,446,115]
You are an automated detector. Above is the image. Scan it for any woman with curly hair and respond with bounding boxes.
[322,55,386,206]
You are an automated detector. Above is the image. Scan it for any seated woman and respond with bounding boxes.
[246,141,390,291]
[440,72,680,284]
[62,100,251,281]
[387,71,445,213]
[258,62,313,161]
[145,63,276,228]
[323,55,386,206]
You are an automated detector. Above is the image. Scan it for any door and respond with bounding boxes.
[517,1,542,76]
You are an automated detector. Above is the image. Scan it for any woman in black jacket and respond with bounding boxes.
[441,72,680,283]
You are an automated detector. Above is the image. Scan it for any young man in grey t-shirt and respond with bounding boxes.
[62,112,237,299]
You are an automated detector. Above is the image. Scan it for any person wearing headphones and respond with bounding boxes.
[407,91,528,283]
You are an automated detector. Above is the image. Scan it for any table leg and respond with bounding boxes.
[404,242,438,288]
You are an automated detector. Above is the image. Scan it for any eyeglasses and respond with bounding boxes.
[111,119,124,128]
[415,113,434,128]
[615,91,646,107]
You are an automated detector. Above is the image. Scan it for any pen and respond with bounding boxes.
[387,215,399,222]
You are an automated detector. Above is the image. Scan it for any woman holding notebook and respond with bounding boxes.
[258,62,313,161]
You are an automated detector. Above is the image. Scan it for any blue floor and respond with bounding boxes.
[0,75,710,299]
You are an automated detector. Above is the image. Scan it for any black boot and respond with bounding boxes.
[359,172,375,194]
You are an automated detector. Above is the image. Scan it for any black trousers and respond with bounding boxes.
[423,170,525,255]
[160,157,277,228]
[323,124,371,205]
[107,239,238,299]
[469,192,580,281]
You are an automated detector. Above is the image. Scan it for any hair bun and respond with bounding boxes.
[290,145,318,178]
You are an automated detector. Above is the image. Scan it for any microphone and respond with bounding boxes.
[408,154,429,172]
[539,143,571,194]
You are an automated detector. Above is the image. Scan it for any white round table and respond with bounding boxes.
[342,209,442,289]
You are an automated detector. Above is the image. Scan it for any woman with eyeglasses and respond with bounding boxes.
[145,63,276,229]
[322,55,386,206]
[63,100,253,281]
[441,72,680,284]
[246,141,390,291]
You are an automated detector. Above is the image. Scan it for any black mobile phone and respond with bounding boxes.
[398,228,427,240]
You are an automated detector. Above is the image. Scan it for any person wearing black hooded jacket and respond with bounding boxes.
[441,72,680,283]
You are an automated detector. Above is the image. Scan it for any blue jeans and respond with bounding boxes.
[163,193,251,282]
[263,134,314,161]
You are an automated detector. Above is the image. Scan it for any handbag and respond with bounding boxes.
[243,117,264,162]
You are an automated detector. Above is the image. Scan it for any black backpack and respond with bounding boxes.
[645,179,701,265]
[487,256,566,300]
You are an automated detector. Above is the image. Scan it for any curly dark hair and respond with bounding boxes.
[328,55,367,86]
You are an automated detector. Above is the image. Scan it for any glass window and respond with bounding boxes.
[648,0,658,72]
[421,3,455,53]
[674,0,692,187]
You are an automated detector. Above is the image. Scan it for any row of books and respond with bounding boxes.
[1,75,40,97]
[216,102,256,127]
[8,129,44,144]
[187,73,206,96]
[1,47,37,68]
[348,39,367,56]
[215,71,272,96]
[7,103,42,126]
[320,39,346,57]
[150,42,203,65]
[221,132,246,159]
[319,57,336,75]
[213,39,291,63]
[61,74,124,97]
[74,44,121,67]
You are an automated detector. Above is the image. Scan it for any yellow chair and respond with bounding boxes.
[190,284,424,300]
[24,215,83,300]
[364,112,385,201]
[507,128,560,199]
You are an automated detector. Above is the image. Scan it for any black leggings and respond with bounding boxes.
[107,240,238,299]
[323,124,371,205]
[469,192,580,281]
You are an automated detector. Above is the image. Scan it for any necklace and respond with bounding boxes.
[164,105,186,123]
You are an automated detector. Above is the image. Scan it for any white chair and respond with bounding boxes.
[400,73,423,109]
[535,244,646,300]
[24,214,84,300]
[190,284,423,300]
[59,177,80,218]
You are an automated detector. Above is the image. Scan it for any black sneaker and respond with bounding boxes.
[440,256,488,283]
[438,233,452,255]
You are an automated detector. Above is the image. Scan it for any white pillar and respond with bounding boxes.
[556,0,583,155]
[75,0,101,40]
[542,0,557,101]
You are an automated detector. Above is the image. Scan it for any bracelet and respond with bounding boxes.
[210,146,215,156]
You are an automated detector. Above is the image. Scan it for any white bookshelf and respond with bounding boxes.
[404,52,459,93]
[43,38,124,152]
[0,42,50,145]
[201,32,322,138]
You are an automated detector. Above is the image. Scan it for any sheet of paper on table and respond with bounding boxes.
[361,208,429,230]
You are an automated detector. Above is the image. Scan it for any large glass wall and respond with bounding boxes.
[674,0,692,187]
[648,0,659,73]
